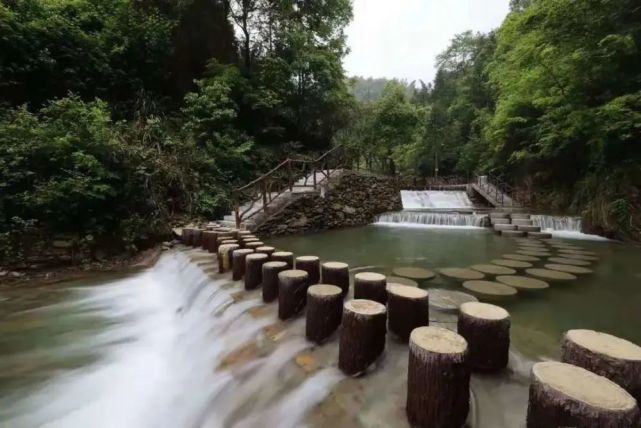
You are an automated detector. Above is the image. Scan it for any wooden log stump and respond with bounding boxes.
[244,253,269,290]
[201,230,214,250]
[278,270,309,320]
[256,246,276,258]
[182,227,194,245]
[296,256,320,286]
[220,239,238,247]
[191,228,204,247]
[306,284,343,344]
[338,299,387,376]
[457,302,510,371]
[218,244,239,273]
[354,272,387,304]
[527,362,640,428]
[321,261,350,297]
[245,241,265,250]
[406,326,470,428]
[262,261,288,303]
[272,251,294,269]
[232,249,254,281]
[202,231,218,252]
[387,284,429,342]
[561,329,641,404]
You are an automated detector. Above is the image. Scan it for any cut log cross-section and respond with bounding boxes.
[458,302,510,371]
[271,251,294,269]
[191,229,204,247]
[338,299,387,376]
[296,256,320,287]
[262,261,288,303]
[201,231,216,251]
[278,270,309,320]
[181,227,194,245]
[244,253,269,290]
[218,244,239,274]
[321,262,350,298]
[306,284,343,344]
[256,246,276,258]
[354,272,387,304]
[406,326,470,428]
[232,249,254,281]
[561,329,641,404]
[387,285,429,342]
[526,362,640,427]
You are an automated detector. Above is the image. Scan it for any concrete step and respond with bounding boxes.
[490,212,510,218]
[517,225,541,232]
[512,219,533,226]
[494,224,517,231]
[492,218,511,225]
[510,213,531,220]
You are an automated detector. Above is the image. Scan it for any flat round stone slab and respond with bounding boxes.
[545,264,593,275]
[526,268,577,281]
[392,267,435,280]
[557,249,596,256]
[566,329,641,361]
[556,253,599,261]
[503,253,541,262]
[440,268,485,281]
[496,275,549,290]
[387,276,419,287]
[548,257,592,266]
[516,250,552,257]
[463,280,518,299]
[470,264,517,275]
[532,361,637,412]
[428,289,478,313]
[491,259,533,269]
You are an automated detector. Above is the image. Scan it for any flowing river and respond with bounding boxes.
[2,225,641,427]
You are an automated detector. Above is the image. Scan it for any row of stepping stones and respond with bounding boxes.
[490,212,552,239]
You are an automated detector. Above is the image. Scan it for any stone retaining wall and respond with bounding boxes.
[255,171,402,237]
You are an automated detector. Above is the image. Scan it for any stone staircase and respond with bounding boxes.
[489,213,552,239]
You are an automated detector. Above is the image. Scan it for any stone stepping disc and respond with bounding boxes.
[387,276,419,287]
[548,257,592,267]
[496,275,549,290]
[392,267,436,280]
[556,253,599,261]
[545,264,593,275]
[549,243,582,250]
[517,250,552,257]
[491,259,533,269]
[440,268,485,281]
[557,249,596,256]
[462,280,518,299]
[503,254,541,262]
[428,289,478,313]
[526,268,577,281]
[470,264,517,276]
[518,244,548,251]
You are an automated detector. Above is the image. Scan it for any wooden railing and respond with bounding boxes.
[232,145,351,227]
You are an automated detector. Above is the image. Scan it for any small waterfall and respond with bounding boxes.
[376,211,486,228]
[401,190,474,209]
[530,215,582,232]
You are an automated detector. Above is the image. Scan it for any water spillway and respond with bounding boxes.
[376,211,486,228]
[530,215,582,232]
[401,190,474,210]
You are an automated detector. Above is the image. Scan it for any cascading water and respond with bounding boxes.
[530,215,582,232]
[1,251,341,428]
[376,211,486,228]
[401,190,474,209]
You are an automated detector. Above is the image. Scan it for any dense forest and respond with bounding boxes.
[1,0,639,264]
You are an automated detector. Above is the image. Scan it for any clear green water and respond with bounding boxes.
[267,225,641,359]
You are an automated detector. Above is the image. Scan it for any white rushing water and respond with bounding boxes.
[530,215,610,241]
[2,252,341,428]
[376,211,486,228]
[401,190,474,209]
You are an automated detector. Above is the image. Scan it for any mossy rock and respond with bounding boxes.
[491,259,533,269]
[462,280,518,300]
[470,264,517,276]
[544,264,593,275]
[548,257,592,266]
[496,275,549,290]
[503,253,541,262]
[526,268,577,281]
[392,267,435,280]
[440,268,485,281]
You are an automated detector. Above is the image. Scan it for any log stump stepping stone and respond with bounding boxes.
[501,230,526,237]
[471,264,517,276]
[306,284,343,344]
[218,244,239,273]
[245,253,269,290]
[339,299,387,376]
[272,251,294,269]
[392,267,436,281]
[548,257,592,266]
[232,248,254,280]
[458,302,510,371]
[527,362,640,427]
[556,253,599,261]
[278,270,309,320]
[387,284,429,342]
[354,272,387,304]
[440,268,485,281]
[296,256,320,286]
[462,280,518,300]
[406,326,470,428]
[428,289,478,313]
[262,261,288,303]
[503,253,541,262]
[495,275,549,291]
[517,249,552,257]
[545,264,593,275]
[562,329,641,404]
[255,246,276,257]
[491,259,533,269]
[321,261,350,297]
[245,241,265,250]
[526,268,577,282]
[387,276,419,287]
